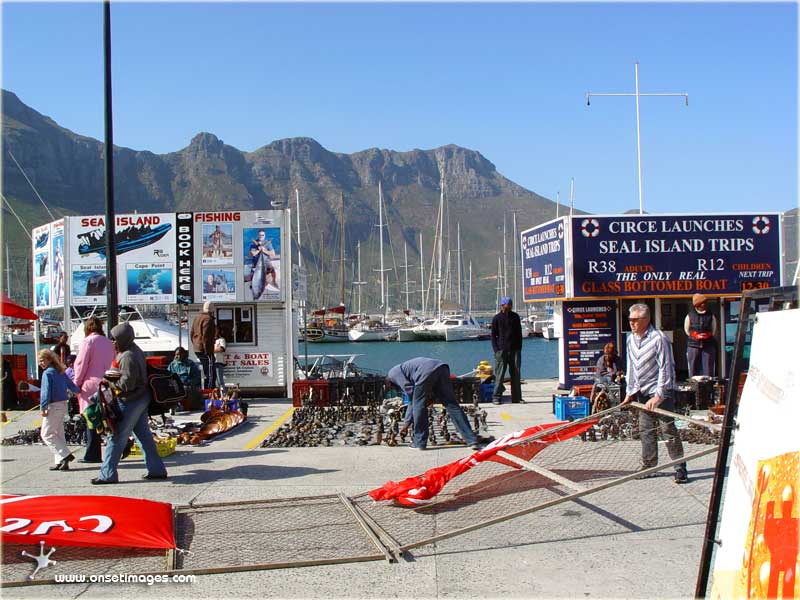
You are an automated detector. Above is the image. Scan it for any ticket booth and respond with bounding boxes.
[521,213,783,390]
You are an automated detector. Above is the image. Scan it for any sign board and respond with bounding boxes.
[571,214,781,298]
[222,350,273,380]
[521,218,567,302]
[708,308,799,598]
[561,300,619,388]
[32,223,52,309]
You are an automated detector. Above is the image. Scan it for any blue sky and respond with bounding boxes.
[2,2,797,216]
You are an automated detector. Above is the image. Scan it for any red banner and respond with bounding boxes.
[369,420,596,506]
[0,495,175,549]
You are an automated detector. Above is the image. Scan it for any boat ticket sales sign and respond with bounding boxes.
[521,218,567,302]
[571,214,781,298]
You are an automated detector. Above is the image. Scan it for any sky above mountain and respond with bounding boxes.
[2,2,797,216]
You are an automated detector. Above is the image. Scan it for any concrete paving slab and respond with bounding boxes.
[1,378,719,598]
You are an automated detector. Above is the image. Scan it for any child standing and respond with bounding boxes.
[38,349,79,471]
[214,329,227,389]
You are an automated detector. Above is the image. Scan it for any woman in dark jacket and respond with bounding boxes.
[595,342,624,384]
[92,323,167,484]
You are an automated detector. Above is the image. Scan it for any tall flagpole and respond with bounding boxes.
[587,62,688,214]
[103,0,118,328]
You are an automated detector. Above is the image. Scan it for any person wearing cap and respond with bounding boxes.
[490,296,523,404]
[92,322,168,484]
[684,293,717,377]
[191,301,216,388]
[385,358,494,451]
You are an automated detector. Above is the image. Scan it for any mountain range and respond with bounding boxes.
[1,89,796,309]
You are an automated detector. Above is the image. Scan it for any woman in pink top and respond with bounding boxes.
[72,316,116,462]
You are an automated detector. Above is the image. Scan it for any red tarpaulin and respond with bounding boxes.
[0,495,175,549]
[369,420,596,506]
[0,294,39,321]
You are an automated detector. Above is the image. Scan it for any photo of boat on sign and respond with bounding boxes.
[242,226,281,302]
[78,222,172,258]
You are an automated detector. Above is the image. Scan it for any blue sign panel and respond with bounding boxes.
[561,300,619,388]
[571,214,781,298]
[521,218,566,302]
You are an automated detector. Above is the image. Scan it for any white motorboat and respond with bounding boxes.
[529,318,554,337]
[543,324,558,340]
[69,306,186,355]
[348,319,397,342]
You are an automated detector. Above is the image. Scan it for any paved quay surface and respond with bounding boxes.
[1,378,718,599]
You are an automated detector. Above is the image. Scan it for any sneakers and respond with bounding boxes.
[635,465,660,479]
[491,398,501,405]
[471,435,495,450]
[408,443,427,451]
[674,472,689,484]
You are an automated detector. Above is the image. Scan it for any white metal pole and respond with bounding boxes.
[378,182,386,322]
[513,211,518,308]
[419,232,425,315]
[634,62,644,215]
[469,261,473,314]
[569,178,575,218]
[437,176,444,319]
[502,214,508,297]
[357,241,362,316]
[457,223,462,309]
[295,189,302,269]
[403,242,409,312]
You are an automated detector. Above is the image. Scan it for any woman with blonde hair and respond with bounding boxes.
[38,348,79,470]
[73,316,116,462]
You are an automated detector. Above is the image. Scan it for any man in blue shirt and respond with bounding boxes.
[490,297,523,404]
[620,303,688,484]
[386,357,493,451]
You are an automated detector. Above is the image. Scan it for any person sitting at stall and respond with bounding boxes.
[168,347,202,389]
[595,342,625,385]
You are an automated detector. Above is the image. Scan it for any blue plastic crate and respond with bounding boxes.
[554,396,590,421]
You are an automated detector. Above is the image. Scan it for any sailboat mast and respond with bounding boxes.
[320,231,325,308]
[295,189,302,269]
[469,261,473,314]
[512,211,518,307]
[340,192,345,306]
[378,182,386,322]
[436,173,444,319]
[419,232,425,315]
[456,223,462,309]
[496,255,503,306]
[503,214,508,297]
[403,242,410,312]
[357,241,363,316]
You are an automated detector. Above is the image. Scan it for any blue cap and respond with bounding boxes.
[499,296,512,306]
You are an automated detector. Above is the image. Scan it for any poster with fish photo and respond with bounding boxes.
[125,263,174,303]
[242,226,281,302]
[71,265,107,305]
[34,281,50,308]
[51,222,66,306]
[202,268,236,301]
[34,251,50,280]
[201,223,234,265]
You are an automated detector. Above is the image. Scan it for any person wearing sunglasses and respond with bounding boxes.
[619,303,688,484]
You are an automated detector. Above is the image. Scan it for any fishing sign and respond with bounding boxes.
[570,214,781,298]
[520,218,567,302]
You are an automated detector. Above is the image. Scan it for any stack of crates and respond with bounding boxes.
[292,380,330,407]
[554,396,590,421]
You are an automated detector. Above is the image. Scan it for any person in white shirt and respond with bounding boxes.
[214,329,227,389]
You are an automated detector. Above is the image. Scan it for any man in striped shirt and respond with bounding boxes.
[620,303,688,484]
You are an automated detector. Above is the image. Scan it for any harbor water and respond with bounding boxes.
[4,336,559,381]
[296,336,559,379]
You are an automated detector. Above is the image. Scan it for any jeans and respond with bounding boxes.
[196,352,215,389]
[636,391,687,476]
[41,400,71,463]
[687,345,716,378]
[214,361,225,388]
[493,350,522,403]
[84,426,102,462]
[412,365,477,448]
[98,395,166,481]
